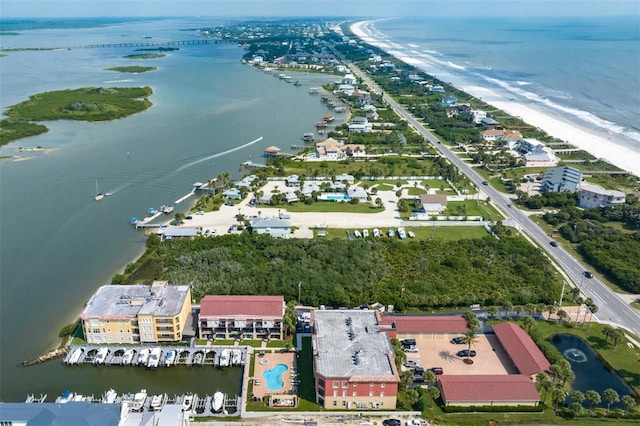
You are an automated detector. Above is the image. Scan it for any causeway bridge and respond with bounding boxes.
[83,39,212,48]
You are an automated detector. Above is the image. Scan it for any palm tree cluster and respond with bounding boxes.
[601,325,627,349]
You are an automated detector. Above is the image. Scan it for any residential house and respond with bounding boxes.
[160,227,199,240]
[284,191,300,203]
[302,182,321,197]
[235,175,258,190]
[480,117,500,129]
[312,310,400,410]
[348,117,373,133]
[251,216,292,239]
[442,96,457,106]
[343,144,367,157]
[540,166,582,193]
[199,295,286,341]
[524,145,559,167]
[578,182,626,208]
[429,85,445,93]
[419,194,448,213]
[285,174,301,187]
[337,84,355,95]
[347,186,368,201]
[223,188,242,199]
[341,74,357,85]
[335,173,355,183]
[471,110,487,124]
[316,138,346,160]
[481,129,507,142]
[80,281,192,344]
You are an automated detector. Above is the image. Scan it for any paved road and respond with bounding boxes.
[350,63,640,337]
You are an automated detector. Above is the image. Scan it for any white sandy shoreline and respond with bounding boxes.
[350,20,640,178]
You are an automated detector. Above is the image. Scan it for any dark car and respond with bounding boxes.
[550,241,558,247]
[584,271,594,278]
[413,367,425,375]
[225,201,235,206]
[383,419,401,426]
[482,181,489,185]
[430,367,444,375]
[401,338,416,347]
[450,336,465,344]
[457,349,477,357]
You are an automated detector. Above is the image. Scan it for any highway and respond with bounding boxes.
[351,64,640,337]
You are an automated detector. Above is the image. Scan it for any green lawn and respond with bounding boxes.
[372,183,396,191]
[261,201,383,214]
[407,187,427,196]
[314,226,489,241]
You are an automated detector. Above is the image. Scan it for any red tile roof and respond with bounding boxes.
[379,315,468,334]
[200,295,285,318]
[492,321,551,375]
[439,375,540,403]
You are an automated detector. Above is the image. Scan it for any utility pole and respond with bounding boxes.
[558,280,567,307]
[298,282,301,305]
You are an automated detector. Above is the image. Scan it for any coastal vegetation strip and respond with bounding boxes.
[123,53,166,60]
[115,233,563,310]
[0,119,48,146]
[105,65,157,73]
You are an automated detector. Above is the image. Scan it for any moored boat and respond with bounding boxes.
[102,388,118,404]
[121,349,134,365]
[164,350,176,366]
[137,348,151,366]
[56,390,75,403]
[182,394,194,411]
[67,348,83,365]
[147,347,161,368]
[149,394,163,410]
[160,205,174,214]
[93,347,109,365]
[211,391,224,412]
[131,389,147,411]
[219,349,230,367]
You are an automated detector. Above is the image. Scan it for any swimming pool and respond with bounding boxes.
[263,363,289,391]
[319,193,349,201]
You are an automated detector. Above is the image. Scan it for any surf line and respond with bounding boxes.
[176,136,264,173]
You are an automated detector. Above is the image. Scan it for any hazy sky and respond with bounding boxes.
[2,0,639,18]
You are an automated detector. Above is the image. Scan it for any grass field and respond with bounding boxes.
[105,65,157,73]
[262,201,383,214]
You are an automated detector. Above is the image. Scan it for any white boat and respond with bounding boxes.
[147,347,162,368]
[164,350,176,366]
[408,231,415,238]
[160,205,174,214]
[121,349,134,365]
[138,348,151,366]
[219,349,230,367]
[182,394,194,411]
[131,389,147,411]
[211,391,224,412]
[373,228,380,237]
[362,229,369,238]
[353,230,361,238]
[231,349,242,365]
[102,388,118,404]
[56,390,75,403]
[67,348,83,365]
[398,227,407,240]
[388,228,395,238]
[93,347,109,365]
[94,181,104,201]
[150,394,163,410]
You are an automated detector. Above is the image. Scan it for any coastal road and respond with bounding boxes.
[350,63,640,337]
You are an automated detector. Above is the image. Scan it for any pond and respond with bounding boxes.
[549,334,633,407]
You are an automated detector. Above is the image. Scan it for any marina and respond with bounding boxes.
[63,345,248,368]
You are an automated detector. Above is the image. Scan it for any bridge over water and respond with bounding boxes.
[84,39,212,48]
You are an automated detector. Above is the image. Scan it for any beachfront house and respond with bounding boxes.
[251,216,292,239]
[80,281,192,344]
[524,145,559,167]
[198,295,286,341]
[578,182,626,208]
[540,166,582,193]
[223,188,242,199]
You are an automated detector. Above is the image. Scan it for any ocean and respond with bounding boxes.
[0,17,341,401]
[354,16,640,174]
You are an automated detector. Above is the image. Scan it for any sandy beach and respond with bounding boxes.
[351,20,640,178]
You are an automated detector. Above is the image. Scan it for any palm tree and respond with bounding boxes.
[611,328,625,349]
[487,306,498,318]
[523,316,536,332]
[502,301,513,318]
[514,305,524,317]
[585,390,601,415]
[556,309,568,323]
[603,388,619,415]
[525,303,535,316]
[601,325,613,343]
[462,329,479,363]
[622,394,637,416]
[424,370,437,389]
[551,387,566,415]
[570,390,585,407]
[428,386,440,409]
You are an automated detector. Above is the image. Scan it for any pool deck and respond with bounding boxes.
[252,351,296,398]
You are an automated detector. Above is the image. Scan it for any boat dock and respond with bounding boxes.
[63,345,248,368]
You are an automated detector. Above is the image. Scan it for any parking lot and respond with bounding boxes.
[400,333,518,377]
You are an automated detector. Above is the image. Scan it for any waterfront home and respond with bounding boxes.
[235,174,259,190]
[348,117,372,133]
[263,146,281,157]
[199,295,286,340]
[418,194,448,213]
[312,310,400,409]
[337,84,355,95]
[80,281,192,344]
[316,138,345,160]
[160,227,199,240]
[223,188,242,200]
[341,73,357,85]
[524,145,559,167]
[429,85,445,93]
[480,117,500,129]
[471,109,487,124]
[540,166,582,193]
[344,143,366,158]
[251,216,292,239]
[578,182,626,208]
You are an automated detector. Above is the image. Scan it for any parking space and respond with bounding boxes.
[400,333,518,377]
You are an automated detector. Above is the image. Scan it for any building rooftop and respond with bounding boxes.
[419,194,448,205]
[200,295,285,318]
[439,375,540,403]
[579,182,625,197]
[492,322,551,376]
[80,282,190,320]
[252,216,292,229]
[379,314,468,334]
[314,310,398,382]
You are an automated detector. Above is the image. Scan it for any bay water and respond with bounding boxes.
[0,17,337,401]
